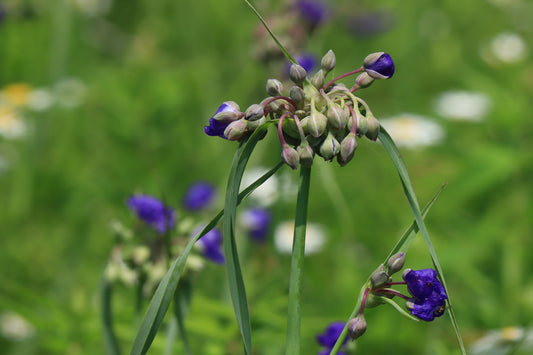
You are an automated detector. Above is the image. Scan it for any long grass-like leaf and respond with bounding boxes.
[101,279,122,355]
[378,127,466,354]
[129,138,282,355]
[223,121,279,355]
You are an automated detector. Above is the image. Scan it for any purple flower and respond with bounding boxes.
[204,102,240,139]
[196,228,225,264]
[402,268,448,321]
[127,195,176,234]
[295,0,329,28]
[347,11,394,38]
[241,208,271,242]
[316,321,348,354]
[183,182,216,211]
[363,52,395,79]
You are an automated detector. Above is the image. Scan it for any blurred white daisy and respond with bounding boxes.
[0,105,27,139]
[481,31,528,65]
[470,326,533,355]
[274,221,326,255]
[53,78,87,108]
[0,312,35,341]
[435,91,492,121]
[27,88,55,112]
[241,167,279,207]
[380,114,445,148]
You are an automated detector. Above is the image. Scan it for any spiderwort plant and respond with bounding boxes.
[128,1,465,355]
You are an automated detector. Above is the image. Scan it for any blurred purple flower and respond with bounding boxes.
[402,268,447,321]
[127,195,176,234]
[204,102,240,139]
[241,208,271,242]
[183,182,216,211]
[347,11,394,38]
[196,228,224,264]
[295,0,329,28]
[0,5,6,23]
[316,321,348,355]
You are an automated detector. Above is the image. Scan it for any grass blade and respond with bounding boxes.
[101,279,122,355]
[378,127,466,354]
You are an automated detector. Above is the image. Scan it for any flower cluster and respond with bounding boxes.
[205,50,395,169]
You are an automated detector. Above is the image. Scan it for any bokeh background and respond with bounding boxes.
[1,0,532,354]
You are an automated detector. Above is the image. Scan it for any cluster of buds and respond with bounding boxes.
[204,50,395,169]
[346,252,448,341]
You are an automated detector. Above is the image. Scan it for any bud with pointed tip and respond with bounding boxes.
[266,79,283,96]
[246,116,266,131]
[326,103,347,130]
[319,131,340,161]
[354,72,375,88]
[363,52,395,79]
[281,144,300,169]
[289,64,307,84]
[297,142,315,167]
[348,315,367,340]
[212,101,241,123]
[244,104,264,121]
[365,114,380,141]
[387,252,406,275]
[308,111,328,137]
[224,119,248,141]
[321,49,336,74]
[356,111,368,136]
[370,264,390,289]
[338,133,357,166]
[290,86,305,107]
[310,69,325,88]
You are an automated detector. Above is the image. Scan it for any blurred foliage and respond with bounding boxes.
[0,0,532,354]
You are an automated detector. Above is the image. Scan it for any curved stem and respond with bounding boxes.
[285,166,312,355]
[322,67,363,91]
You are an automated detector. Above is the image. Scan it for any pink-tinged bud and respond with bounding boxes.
[354,72,374,88]
[327,103,347,130]
[348,315,367,340]
[244,104,264,121]
[224,119,248,141]
[266,79,283,96]
[338,133,357,166]
[387,252,406,275]
[281,144,300,169]
[289,63,307,84]
[320,49,336,74]
[212,101,241,123]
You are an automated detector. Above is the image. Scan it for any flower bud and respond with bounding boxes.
[308,111,328,137]
[354,72,374,88]
[363,52,395,80]
[387,252,406,275]
[244,104,264,121]
[289,64,307,84]
[224,119,248,141]
[365,114,380,141]
[370,264,390,289]
[290,86,305,107]
[348,315,367,340]
[212,101,241,123]
[321,49,336,74]
[310,69,325,89]
[297,142,315,167]
[246,116,266,131]
[338,133,357,167]
[266,79,283,96]
[327,103,347,130]
[356,111,368,136]
[281,144,300,170]
[319,131,340,161]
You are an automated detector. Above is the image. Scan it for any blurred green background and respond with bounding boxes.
[1,0,532,354]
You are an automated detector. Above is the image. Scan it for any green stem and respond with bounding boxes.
[101,278,122,355]
[285,166,312,355]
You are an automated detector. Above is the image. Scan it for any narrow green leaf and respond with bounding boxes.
[377,296,420,322]
[173,280,192,355]
[378,127,466,354]
[223,121,279,355]
[101,279,122,355]
[129,140,281,355]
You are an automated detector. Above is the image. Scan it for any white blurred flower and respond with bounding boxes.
[490,32,528,64]
[470,326,533,355]
[27,89,55,112]
[0,312,35,341]
[72,0,112,17]
[241,167,279,207]
[435,91,492,121]
[105,259,137,287]
[380,114,445,148]
[0,105,27,139]
[53,78,87,108]
[274,221,326,255]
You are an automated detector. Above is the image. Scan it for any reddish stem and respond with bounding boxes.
[262,96,298,111]
[322,67,364,91]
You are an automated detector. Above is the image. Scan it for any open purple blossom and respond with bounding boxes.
[402,268,448,321]
[295,0,329,28]
[316,321,348,355]
[183,182,216,211]
[240,208,271,242]
[204,102,240,139]
[127,195,176,234]
[363,52,395,79]
[196,228,224,264]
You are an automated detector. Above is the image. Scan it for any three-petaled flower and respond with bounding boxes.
[402,268,447,321]
[196,228,225,264]
[183,182,216,211]
[204,102,241,139]
[316,321,348,355]
[127,195,176,234]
